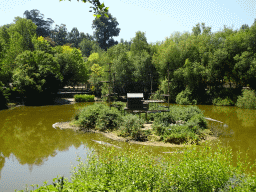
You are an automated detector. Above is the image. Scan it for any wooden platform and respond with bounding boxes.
[124,107,170,120]
[141,100,165,103]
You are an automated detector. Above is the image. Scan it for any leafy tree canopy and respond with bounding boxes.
[23,9,54,38]
[92,10,120,51]
[130,31,149,55]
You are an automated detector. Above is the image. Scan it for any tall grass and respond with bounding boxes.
[19,144,256,192]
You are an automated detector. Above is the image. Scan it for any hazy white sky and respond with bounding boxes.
[0,0,256,44]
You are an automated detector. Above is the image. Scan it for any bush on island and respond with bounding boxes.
[74,103,122,131]
[150,105,208,144]
[119,114,146,141]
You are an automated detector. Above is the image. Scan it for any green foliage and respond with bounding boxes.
[23,9,54,38]
[8,17,37,52]
[74,94,95,102]
[119,114,146,141]
[112,51,135,93]
[0,18,37,85]
[149,105,207,144]
[75,103,122,131]
[233,51,256,90]
[236,89,256,109]
[32,36,54,54]
[192,22,212,36]
[130,31,150,55]
[25,145,256,191]
[12,50,62,99]
[111,101,126,111]
[176,88,197,105]
[55,45,88,87]
[79,38,101,57]
[152,39,181,81]
[213,97,234,106]
[149,89,165,101]
[92,10,120,50]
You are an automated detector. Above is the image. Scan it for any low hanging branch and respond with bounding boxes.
[59,0,109,18]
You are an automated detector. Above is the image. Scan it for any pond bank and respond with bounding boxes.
[53,121,217,148]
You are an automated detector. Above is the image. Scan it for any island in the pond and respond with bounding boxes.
[53,102,218,147]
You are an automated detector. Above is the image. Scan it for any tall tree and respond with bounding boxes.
[50,24,68,46]
[79,32,94,41]
[192,23,211,36]
[79,38,101,57]
[23,9,54,38]
[130,31,149,55]
[92,10,120,51]
[68,27,80,48]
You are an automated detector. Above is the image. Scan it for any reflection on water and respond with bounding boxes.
[197,105,256,170]
[0,103,256,191]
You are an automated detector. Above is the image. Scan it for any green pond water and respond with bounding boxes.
[0,102,256,191]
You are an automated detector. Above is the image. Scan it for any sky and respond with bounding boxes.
[0,0,256,44]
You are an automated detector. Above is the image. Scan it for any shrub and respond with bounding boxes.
[151,105,207,144]
[163,127,199,144]
[119,114,146,141]
[213,97,234,106]
[111,101,126,109]
[95,107,122,131]
[236,89,256,109]
[168,105,205,122]
[176,88,197,105]
[28,145,256,192]
[75,103,122,131]
[153,111,175,127]
[74,94,95,102]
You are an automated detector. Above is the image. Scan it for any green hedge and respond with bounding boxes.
[74,94,95,102]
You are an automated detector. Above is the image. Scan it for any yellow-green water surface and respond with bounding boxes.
[0,103,256,191]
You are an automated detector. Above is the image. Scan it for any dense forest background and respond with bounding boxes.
[1,9,256,108]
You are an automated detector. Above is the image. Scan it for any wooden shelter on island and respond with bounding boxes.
[124,93,170,121]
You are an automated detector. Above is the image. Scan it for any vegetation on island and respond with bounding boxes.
[71,102,211,145]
